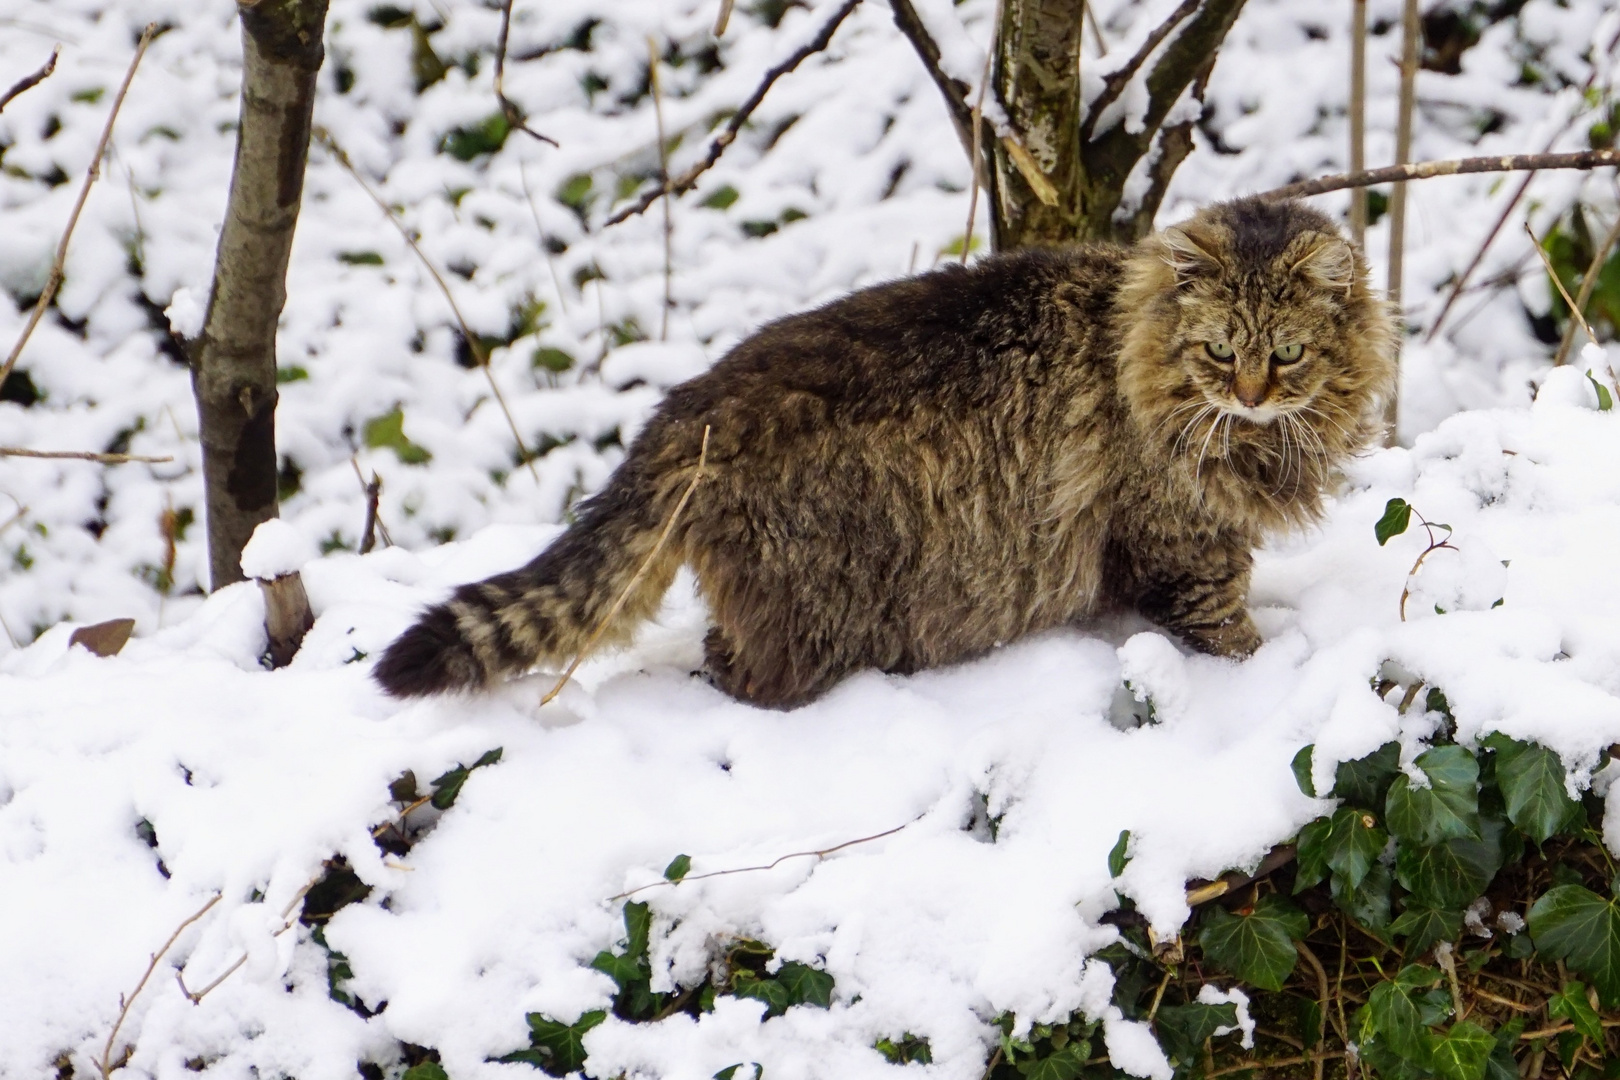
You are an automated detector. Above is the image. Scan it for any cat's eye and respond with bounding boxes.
[1272,343,1304,363]
[1205,341,1234,361]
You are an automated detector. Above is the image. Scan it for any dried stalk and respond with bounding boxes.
[647,36,673,340]
[1553,210,1620,367]
[961,4,997,266]
[1347,0,1366,249]
[0,447,172,464]
[0,45,57,113]
[1383,0,1420,446]
[609,815,913,901]
[175,879,315,1005]
[316,129,538,481]
[541,425,710,705]
[714,0,736,37]
[605,0,862,227]
[99,893,223,1080]
[1528,221,1597,347]
[0,25,156,391]
[1259,149,1620,200]
[493,0,558,147]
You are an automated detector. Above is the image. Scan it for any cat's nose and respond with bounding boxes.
[1234,381,1268,408]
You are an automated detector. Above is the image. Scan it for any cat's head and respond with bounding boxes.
[1118,196,1396,455]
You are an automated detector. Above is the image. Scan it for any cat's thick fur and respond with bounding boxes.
[374,197,1396,708]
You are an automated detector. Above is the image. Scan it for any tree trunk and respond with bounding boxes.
[991,0,1085,249]
[193,0,329,590]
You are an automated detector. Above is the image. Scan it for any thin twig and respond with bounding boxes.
[542,425,711,705]
[647,36,673,340]
[371,793,435,838]
[1347,0,1366,249]
[1527,222,1596,347]
[1553,209,1620,367]
[1296,939,1336,1064]
[1079,0,1199,143]
[961,5,996,266]
[359,473,382,554]
[1205,1051,1346,1078]
[1398,510,1456,622]
[175,879,315,1005]
[0,25,157,391]
[350,457,392,549]
[714,0,736,36]
[1084,1,1107,56]
[604,0,862,228]
[316,129,539,482]
[517,160,570,317]
[1146,969,1173,1023]
[0,447,172,464]
[0,503,26,537]
[99,893,222,1080]
[1259,149,1620,201]
[493,0,557,147]
[0,46,58,114]
[608,816,913,902]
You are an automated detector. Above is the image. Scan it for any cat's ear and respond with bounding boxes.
[1159,225,1223,286]
[1293,237,1356,294]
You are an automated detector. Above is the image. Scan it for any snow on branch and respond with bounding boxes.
[1259,149,1620,200]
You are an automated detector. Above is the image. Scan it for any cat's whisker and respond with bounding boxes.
[1173,403,1218,460]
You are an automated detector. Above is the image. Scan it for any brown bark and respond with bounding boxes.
[1259,149,1620,200]
[193,0,329,590]
[990,0,1086,249]
[259,572,314,668]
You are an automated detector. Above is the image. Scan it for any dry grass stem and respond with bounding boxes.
[605,0,862,227]
[494,0,557,147]
[541,425,711,705]
[713,0,735,37]
[99,892,222,1079]
[1348,0,1366,248]
[1553,210,1620,367]
[1384,0,1420,446]
[1527,221,1597,348]
[609,815,913,901]
[647,36,674,339]
[517,160,570,317]
[1261,149,1620,201]
[1,24,156,391]
[0,447,172,464]
[350,458,392,550]
[176,879,316,1005]
[316,129,539,482]
[0,45,57,113]
[961,12,995,265]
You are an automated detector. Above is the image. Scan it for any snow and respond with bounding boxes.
[2,0,1620,1076]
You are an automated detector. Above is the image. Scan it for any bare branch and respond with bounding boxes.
[890,0,976,159]
[1347,0,1367,248]
[1119,55,1214,240]
[1554,209,1620,367]
[604,0,862,228]
[494,0,558,147]
[1257,149,1620,200]
[0,447,172,464]
[714,0,736,37]
[99,894,223,1080]
[1079,0,1198,144]
[0,46,58,114]
[0,25,156,391]
[316,129,539,483]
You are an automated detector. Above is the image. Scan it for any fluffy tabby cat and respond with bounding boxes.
[374,196,1396,708]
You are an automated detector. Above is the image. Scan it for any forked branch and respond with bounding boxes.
[0,46,58,114]
[494,0,558,147]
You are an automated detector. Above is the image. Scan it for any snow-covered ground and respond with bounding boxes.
[4,0,1620,1076]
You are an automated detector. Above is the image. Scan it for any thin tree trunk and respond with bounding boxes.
[193,0,329,590]
[991,0,1085,249]
[1384,0,1419,445]
[1348,0,1367,249]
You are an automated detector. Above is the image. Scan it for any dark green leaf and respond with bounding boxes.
[664,854,692,882]
[389,770,419,803]
[589,948,644,991]
[1486,735,1578,844]
[1020,1045,1088,1080]
[1587,371,1614,411]
[1333,860,1394,930]
[1426,689,1455,723]
[1432,1021,1495,1080]
[505,1010,606,1076]
[1549,982,1605,1044]
[1393,964,1442,991]
[874,1035,932,1065]
[1394,834,1500,910]
[776,962,834,1009]
[624,901,652,962]
[1334,742,1402,811]
[1376,498,1413,545]
[1386,746,1481,846]
[1155,1002,1238,1065]
[732,974,792,1018]
[1485,1019,1525,1080]
[1390,905,1463,955]
[1198,895,1306,990]
[1555,1030,1582,1071]
[714,1065,761,1080]
[472,748,503,769]
[1108,830,1131,878]
[1363,981,1432,1063]
[1292,745,1317,798]
[1529,885,1620,1006]
[1324,807,1388,890]
[429,748,502,810]
[1300,998,1323,1048]
[1294,816,1333,892]
[401,1064,448,1080]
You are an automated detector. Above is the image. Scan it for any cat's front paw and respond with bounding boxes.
[1182,613,1261,659]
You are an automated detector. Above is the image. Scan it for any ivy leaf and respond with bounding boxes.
[1394,833,1501,910]
[502,1010,606,1076]
[1485,734,1578,844]
[1324,807,1388,890]
[624,900,652,961]
[731,973,793,1018]
[1586,371,1614,411]
[1362,981,1432,1064]
[589,948,643,991]
[401,1065,448,1080]
[664,854,692,882]
[1108,829,1131,878]
[1292,745,1317,798]
[1333,742,1401,811]
[1198,895,1306,991]
[776,962,835,1009]
[1294,816,1333,892]
[1548,981,1604,1044]
[1021,1044,1089,1080]
[1332,860,1394,931]
[1155,1002,1238,1065]
[1484,1019,1525,1080]
[1389,904,1464,956]
[428,747,503,810]
[1386,746,1481,847]
[1528,885,1620,1006]
[1376,498,1413,545]
[714,1065,762,1080]
[1431,1021,1496,1080]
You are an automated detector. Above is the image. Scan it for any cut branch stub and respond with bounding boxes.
[258,572,314,668]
